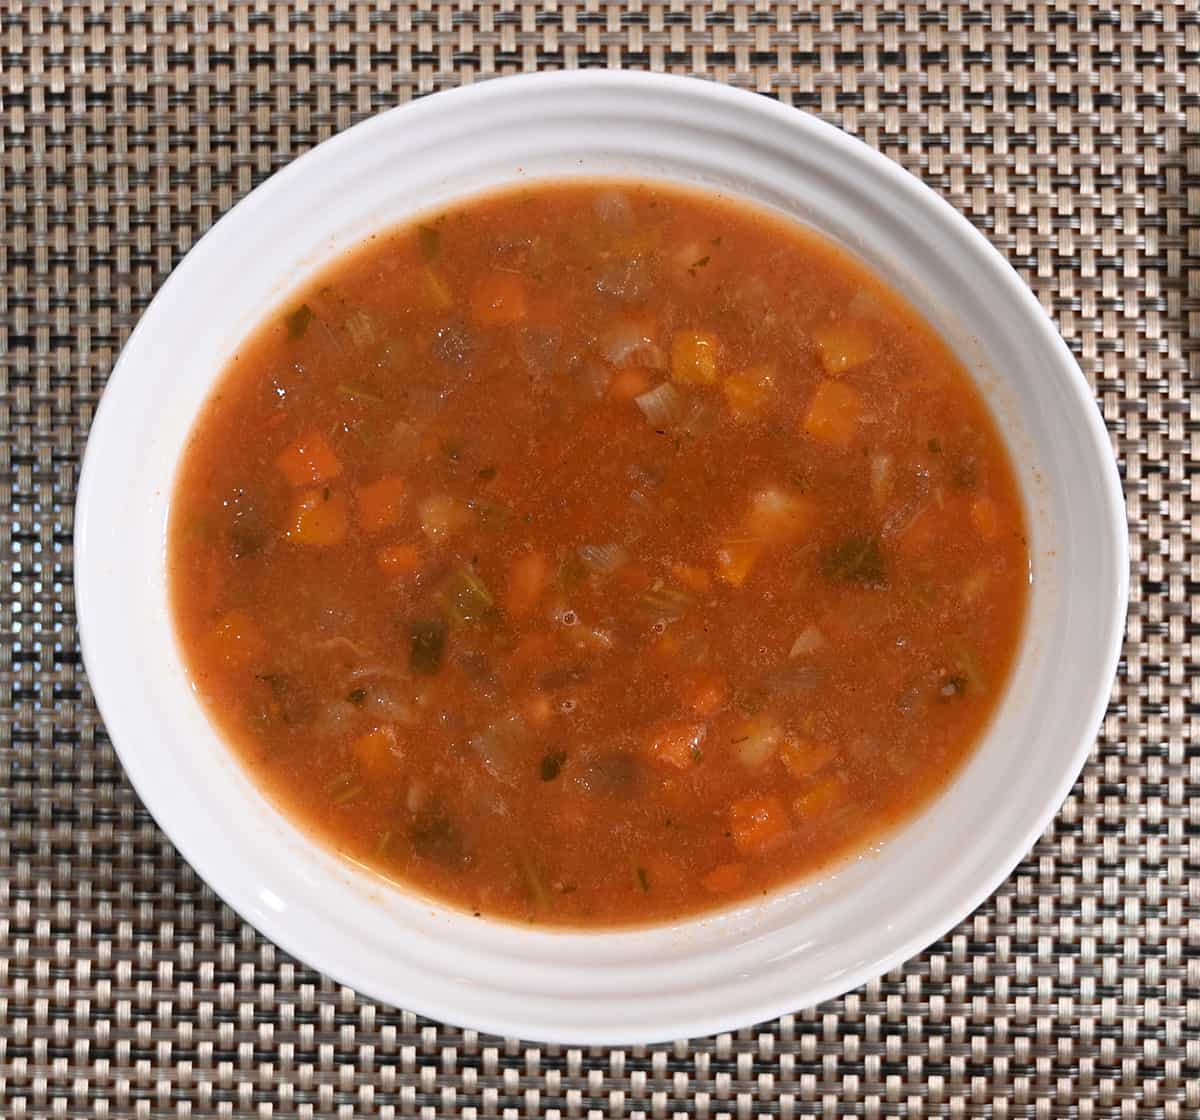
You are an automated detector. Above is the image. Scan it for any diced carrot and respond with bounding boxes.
[352,727,399,781]
[681,672,727,718]
[715,539,762,587]
[970,495,1000,540]
[702,862,748,894]
[507,550,548,616]
[357,476,407,533]
[670,563,712,593]
[376,543,421,574]
[812,322,875,372]
[276,432,342,487]
[729,795,791,856]
[670,330,719,384]
[609,367,653,401]
[779,738,837,780]
[723,367,775,420]
[472,271,529,324]
[792,774,848,818]
[803,380,863,447]
[288,489,348,546]
[210,608,263,667]
[645,721,707,769]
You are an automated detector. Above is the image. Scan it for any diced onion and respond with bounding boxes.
[870,454,892,506]
[734,717,784,769]
[789,626,825,658]
[603,322,664,368]
[634,382,686,426]
[578,543,629,574]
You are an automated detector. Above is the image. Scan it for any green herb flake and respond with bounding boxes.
[540,750,567,782]
[347,687,367,706]
[691,255,711,269]
[927,437,943,453]
[823,535,887,587]
[409,618,448,674]
[477,466,498,481]
[286,303,314,340]
[418,224,441,260]
[636,866,650,892]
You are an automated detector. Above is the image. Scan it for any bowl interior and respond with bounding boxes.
[75,71,1126,1044]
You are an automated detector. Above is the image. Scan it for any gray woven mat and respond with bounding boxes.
[2,2,1195,1116]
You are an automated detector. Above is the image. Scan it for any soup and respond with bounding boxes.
[168,181,1028,927]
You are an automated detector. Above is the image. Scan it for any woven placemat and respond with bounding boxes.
[2,2,1196,1116]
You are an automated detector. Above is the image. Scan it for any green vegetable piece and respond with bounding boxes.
[410,808,464,864]
[410,619,448,674]
[823,535,887,587]
[521,856,547,906]
[347,687,367,705]
[540,750,567,781]
[437,565,496,625]
[636,866,650,891]
[418,224,441,260]
[286,303,314,340]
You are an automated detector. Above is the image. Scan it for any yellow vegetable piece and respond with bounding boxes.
[715,539,762,586]
[722,367,775,420]
[745,488,814,544]
[792,773,848,818]
[779,738,837,780]
[670,330,719,384]
[813,321,875,372]
[803,380,863,447]
[288,489,349,546]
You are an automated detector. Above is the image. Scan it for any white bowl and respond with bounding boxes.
[75,71,1127,1044]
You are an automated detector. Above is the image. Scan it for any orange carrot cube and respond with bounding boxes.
[472,272,529,324]
[702,862,748,894]
[352,727,399,781]
[507,550,548,616]
[376,543,421,574]
[729,795,791,855]
[715,539,762,587]
[276,432,342,487]
[357,476,407,532]
[646,721,707,769]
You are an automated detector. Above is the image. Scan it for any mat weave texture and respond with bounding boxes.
[2,2,1197,1117]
